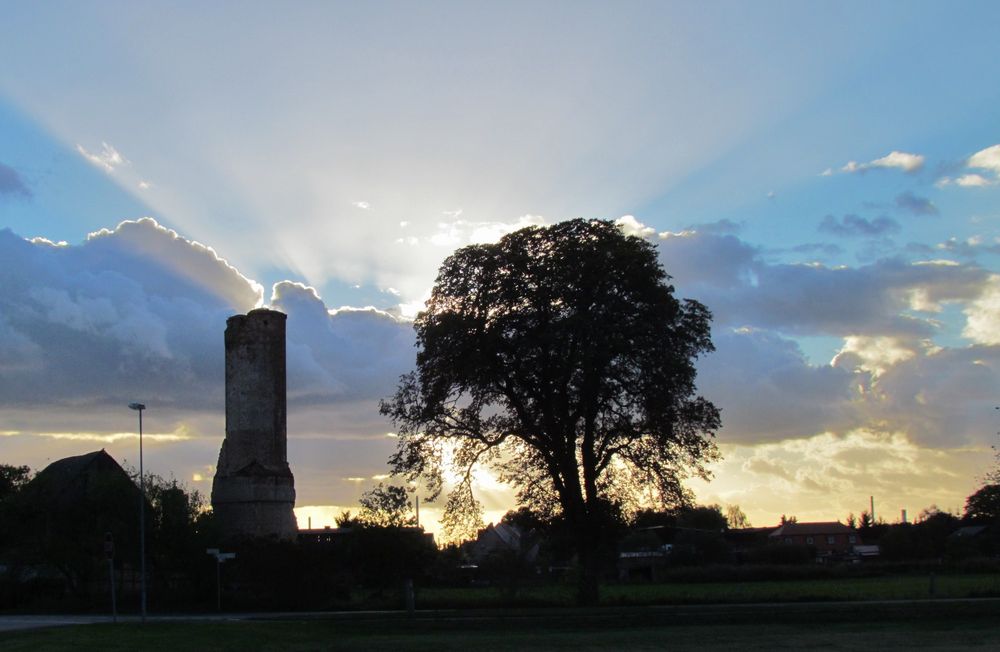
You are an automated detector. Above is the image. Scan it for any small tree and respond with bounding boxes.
[0,464,32,501]
[357,483,416,528]
[382,219,720,604]
[725,504,751,529]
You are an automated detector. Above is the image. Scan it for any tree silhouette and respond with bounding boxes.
[381,219,720,604]
[356,483,417,528]
[964,484,1000,522]
[725,504,751,529]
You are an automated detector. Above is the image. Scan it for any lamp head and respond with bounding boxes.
[128,403,146,411]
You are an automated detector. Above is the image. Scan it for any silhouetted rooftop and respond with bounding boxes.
[769,521,855,537]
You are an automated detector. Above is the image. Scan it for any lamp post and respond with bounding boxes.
[128,402,147,622]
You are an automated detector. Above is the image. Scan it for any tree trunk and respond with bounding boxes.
[575,525,601,606]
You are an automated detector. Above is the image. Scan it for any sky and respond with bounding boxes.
[2,1,1000,535]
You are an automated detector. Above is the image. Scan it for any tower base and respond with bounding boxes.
[211,472,297,541]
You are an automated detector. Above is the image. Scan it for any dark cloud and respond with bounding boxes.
[0,220,419,505]
[934,237,1000,258]
[658,229,988,338]
[895,191,938,216]
[788,242,844,257]
[656,232,759,290]
[0,162,31,199]
[696,329,859,443]
[0,220,415,416]
[818,214,900,237]
[862,344,1000,447]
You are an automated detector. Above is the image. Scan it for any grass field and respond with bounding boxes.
[4,575,1000,650]
[3,600,1000,651]
[403,573,1000,609]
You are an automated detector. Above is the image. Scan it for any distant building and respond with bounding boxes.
[726,526,774,559]
[769,521,858,558]
[466,522,539,564]
[211,309,297,541]
[9,450,143,598]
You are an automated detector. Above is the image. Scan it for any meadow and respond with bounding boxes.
[3,599,1000,651]
[347,572,1000,610]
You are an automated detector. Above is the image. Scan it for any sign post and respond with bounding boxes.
[105,532,117,623]
[207,548,236,611]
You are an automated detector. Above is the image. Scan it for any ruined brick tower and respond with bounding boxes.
[211,308,297,540]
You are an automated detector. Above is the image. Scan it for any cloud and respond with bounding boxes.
[689,433,985,526]
[400,216,550,252]
[818,214,900,237]
[0,220,262,411]
[686,218,743,235]
[622,215,986,340]
[831,335,922,377]
[933,236,1000,259]
[968,144,1000,175]
[696,329,859,443]
[615,215,655,238]
[0,162,31,199]
[936,144,1000,187]
[894,191,938,216]
[859,344,1000,448]
[788,242,844,257]
[5,216,1000,526]
[682,250,986,339]
[962,274,1000,345]
[0,220,425,509]
[955,174,993,187]
[76,142,128,172]
[839,150,925,174]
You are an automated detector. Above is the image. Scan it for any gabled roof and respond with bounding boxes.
[27,449,138,510]
[949,525,988,539]
[769,521,855,537]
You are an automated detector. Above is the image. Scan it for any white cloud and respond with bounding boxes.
[615,215,656,238]
[352,201,372,210]
[968,144,1000,174]
[831,336,920,377]
[963,274,1000,345]
[76,141,127,172]
[419,216,549,250]
[936,144,1000,188]
[838,150,924,174]
[957,173,993,187]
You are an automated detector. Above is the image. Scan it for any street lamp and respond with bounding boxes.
[128,402,147,622]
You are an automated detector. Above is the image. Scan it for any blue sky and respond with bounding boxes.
[2,2,1000,533]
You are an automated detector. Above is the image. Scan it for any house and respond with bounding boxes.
[724,526,775,562]
[769,521,859,558]
[466,522,539,564]
[617,527,673,581]
[5,450,144,600]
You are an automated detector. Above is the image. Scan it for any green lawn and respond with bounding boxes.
[4,575,1000,650]
[4,602,1000,652]
[407,573,1000,609]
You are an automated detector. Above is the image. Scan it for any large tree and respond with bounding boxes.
[381,219,720,603]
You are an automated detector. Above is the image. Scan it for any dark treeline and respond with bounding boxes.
[2,458,999,612]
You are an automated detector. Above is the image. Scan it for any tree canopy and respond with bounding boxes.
[964,484,1000,522]
[354,482,417,528]
[381,218,720,602]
